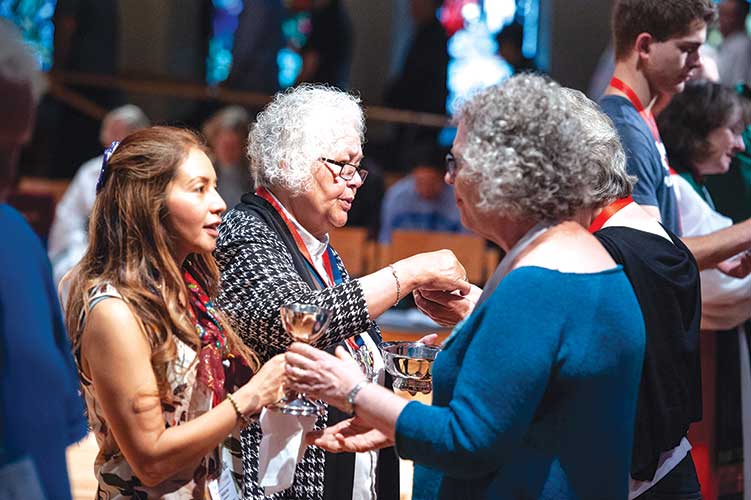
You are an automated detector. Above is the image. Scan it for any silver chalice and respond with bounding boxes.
[381,341,442,395]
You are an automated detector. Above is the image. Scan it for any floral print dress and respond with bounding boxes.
[77,283,235,499]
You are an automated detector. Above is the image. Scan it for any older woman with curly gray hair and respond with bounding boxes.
[214,84,468,499]
[283,74,648,499]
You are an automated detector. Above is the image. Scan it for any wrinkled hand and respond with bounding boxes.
[404,250,471,296]
[414,284,481,327]
[416,333,439,345]
[717,251,751,279]
[285,343,365,411]
[239,353,286,410]
[306,417,394,453]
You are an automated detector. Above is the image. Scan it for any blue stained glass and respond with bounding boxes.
[277,47,302,88]
[206,2,308,87]
[0,0,57,70]
[444,0,539,115]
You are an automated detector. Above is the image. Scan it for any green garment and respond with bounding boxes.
[704,126,751,223]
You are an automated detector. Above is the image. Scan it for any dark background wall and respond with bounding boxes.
[115,0,614,122]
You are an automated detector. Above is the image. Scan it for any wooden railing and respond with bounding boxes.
[47,71,452,128]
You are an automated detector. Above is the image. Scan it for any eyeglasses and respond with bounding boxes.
[445,152,462,181]
[320,157,369,183]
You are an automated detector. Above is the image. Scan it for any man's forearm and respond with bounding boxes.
[682,218,751,270]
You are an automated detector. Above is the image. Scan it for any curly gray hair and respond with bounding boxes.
[558,87,634,206]
[248,84,365,195]
[455,73,632,221]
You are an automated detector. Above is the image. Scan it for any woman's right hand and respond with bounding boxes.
[236,354,286,413]
[396,249,471,296]
[414,285,482,327]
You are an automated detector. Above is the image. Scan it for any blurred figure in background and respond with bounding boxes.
[496,21,537,74]
[384,0,449,171]
[52,0,122,178]
[717,0,751,86]
[294,0,353,89]
[345,157,386,241]
[378,143,464,244]
[706,84,751,222]
[48,104,150,286]
[203,105,252,207]
[385,0,448,115]
[658,79,751,498]
[225,0,285,95]
[0,19,87,500]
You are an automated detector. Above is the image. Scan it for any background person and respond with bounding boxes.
[717,0,751,86]
[0,19,87,500]
[202,105,253,207]
[599,0,751,278]
[658,81,751,497]
[48,104,150,286]
[378,143,464,244]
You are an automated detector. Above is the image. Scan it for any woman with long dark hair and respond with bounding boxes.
[63,126,285,498]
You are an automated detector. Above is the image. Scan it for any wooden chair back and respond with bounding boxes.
[329,226,371,278]
[387,230,490,285]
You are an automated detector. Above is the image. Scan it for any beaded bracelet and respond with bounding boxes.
[226,393,253,428]
[388,264,401,307]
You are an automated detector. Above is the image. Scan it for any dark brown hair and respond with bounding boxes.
[658,80,742,174]
[612,0,716,61]
[64,126,258,401]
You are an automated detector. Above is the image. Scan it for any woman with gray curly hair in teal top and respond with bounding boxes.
[283,74,647,499]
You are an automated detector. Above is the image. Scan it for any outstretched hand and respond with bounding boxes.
[414,284,481,327]
[306,417,394,453]
[717,251,751,279]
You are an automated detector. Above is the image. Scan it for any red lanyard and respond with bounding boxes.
[588,196,633,233]
[256,187,336,287]
[609,77,677,175]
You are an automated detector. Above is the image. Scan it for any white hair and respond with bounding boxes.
[104,104,151,132]
[248,84,365,195]
[0,19,45,101]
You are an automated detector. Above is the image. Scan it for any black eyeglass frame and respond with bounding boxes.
[445,152,460,181]
[319,157,369,183]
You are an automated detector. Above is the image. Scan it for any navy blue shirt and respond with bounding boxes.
[600,95,681,235]
[0,205,87,500]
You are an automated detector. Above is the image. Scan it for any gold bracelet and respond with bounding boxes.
[226,393,253,428]
[388,264,401,307]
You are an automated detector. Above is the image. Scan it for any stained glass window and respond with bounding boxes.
[0,0,57,70]
[206,0,308,87]
[441,0,540,114]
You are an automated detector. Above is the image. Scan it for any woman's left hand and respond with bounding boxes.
[306,417,394,453]
[285,343,366,411]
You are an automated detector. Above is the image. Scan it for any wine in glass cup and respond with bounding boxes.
[268,303,332,416]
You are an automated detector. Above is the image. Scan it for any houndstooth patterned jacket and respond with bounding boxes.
[215,195,398,500]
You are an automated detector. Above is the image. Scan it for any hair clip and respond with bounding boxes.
[95,140,120,194]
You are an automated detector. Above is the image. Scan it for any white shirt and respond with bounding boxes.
[718,31,751,86]
[268,191,384,500]
[48,155,102,286]
[672,175,751,330]
[629,438,692,499]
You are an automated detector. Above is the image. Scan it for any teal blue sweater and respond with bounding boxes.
[395,266,645,499]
